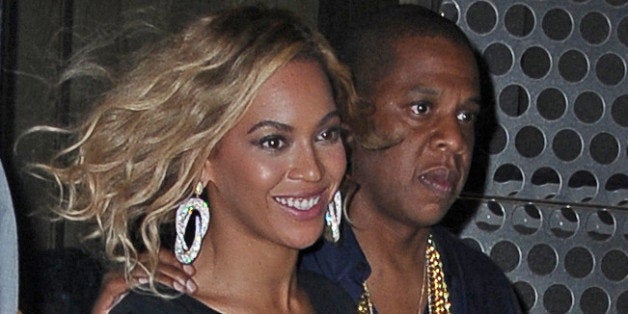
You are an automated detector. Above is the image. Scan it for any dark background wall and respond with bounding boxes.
[1,0,625,313]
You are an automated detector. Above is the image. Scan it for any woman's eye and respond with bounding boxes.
[259,136,286,150]
[410,101,430,115]
[318,127,343,142]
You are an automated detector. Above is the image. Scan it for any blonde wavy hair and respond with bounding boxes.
[35,6,357,293]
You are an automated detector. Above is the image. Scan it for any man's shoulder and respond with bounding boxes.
[432,226,514,290]
[433,225,503,276]
[433,226,522,313]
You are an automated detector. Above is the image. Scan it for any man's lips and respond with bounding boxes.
[418,167,460,195]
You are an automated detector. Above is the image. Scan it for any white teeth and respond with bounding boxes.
[274,196,321,211]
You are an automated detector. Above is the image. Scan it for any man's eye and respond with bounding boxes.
[259,136,286,150]
[410,102,430,115]
[457,111,476,123]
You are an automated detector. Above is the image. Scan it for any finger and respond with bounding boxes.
[155,261,192,285]
[151,271,197,294]
[155,272,197,294]
[92,271,131,314]
[92,291,128,314]
[133,250,198,294]
[92,292,114,314]
[129,266,150,282]
[101,271,131,294]
[183,264,196,276]
[130,261,195,293]
[156,250,196,275]
[128,259,186,282]
[140,249,197,275]
[152,272,187,293]
[156,249,181,267]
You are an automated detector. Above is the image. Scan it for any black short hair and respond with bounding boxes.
[336,4,474,98]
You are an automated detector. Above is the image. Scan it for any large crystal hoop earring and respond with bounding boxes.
[325,190,342,243]
[174,182,210,264]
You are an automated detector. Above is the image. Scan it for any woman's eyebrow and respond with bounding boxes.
[247,120,292,134]
[247,110,340,135]
[317,111,340,128]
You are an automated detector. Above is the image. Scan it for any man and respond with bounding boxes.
[94,5,521,313]
[300,5,520,313]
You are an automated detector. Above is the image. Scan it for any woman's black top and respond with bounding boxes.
[110,270,355,313]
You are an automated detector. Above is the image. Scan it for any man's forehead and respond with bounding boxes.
[389,36,479,80]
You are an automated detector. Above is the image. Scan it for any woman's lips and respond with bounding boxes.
[273,195,321,211]
[273,193,326,220]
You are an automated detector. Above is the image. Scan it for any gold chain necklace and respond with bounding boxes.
[357,234,451,314]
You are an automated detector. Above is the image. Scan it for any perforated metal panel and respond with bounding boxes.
[439,1,627,313]
[441,0,626,205]
[457,199,626,313]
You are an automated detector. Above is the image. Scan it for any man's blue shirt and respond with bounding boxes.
[300,223,522,313]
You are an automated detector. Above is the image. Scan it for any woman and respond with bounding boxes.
[98,5,522,314]
[39,6,356,313]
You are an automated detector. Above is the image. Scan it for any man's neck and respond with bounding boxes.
[349,191,432,314]
[349,191,430,272]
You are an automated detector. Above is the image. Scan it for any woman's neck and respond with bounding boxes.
[189,223,308,313]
